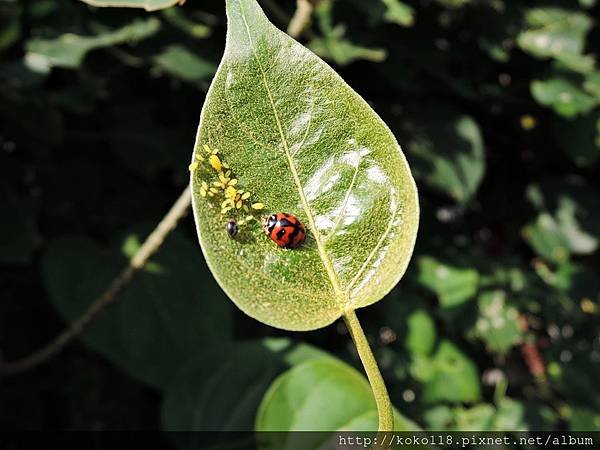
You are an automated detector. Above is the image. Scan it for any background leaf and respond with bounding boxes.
[403,107,485,203]
[42,229,233,388]
[161,338,330,439]
[256,358,419,444]
[517,8,595,74]
[25,18,160,70]
[80,0,182,12]
[531,78,597,118]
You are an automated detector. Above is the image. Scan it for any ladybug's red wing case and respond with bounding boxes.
[265,213,306,249]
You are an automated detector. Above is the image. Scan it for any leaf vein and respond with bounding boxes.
[238,2,344,301]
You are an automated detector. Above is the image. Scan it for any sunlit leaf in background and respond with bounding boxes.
[80,0,181,12]
[153,45,217,82]
[470,290,523,354]
[25,18,160,71]
[416,256,479,308]
[256,359,419,440]
[162,8,213,39]
[424,399,528,431]
[191,0,419,331]
[523,180,599,264]
[517,8,595,74]
[405,309,436,356]
[380,0,415,27]
[404,108,485,203]
[531,78,597,118]
[42,229,233,388]
[412,340,481,403]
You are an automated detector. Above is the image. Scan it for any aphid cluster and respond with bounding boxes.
[190,144,306,249]
[189,144,264,230]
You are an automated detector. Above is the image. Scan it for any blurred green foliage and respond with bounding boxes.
[0,0,599,438]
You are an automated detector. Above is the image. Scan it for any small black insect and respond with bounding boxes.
[226,219,238,238]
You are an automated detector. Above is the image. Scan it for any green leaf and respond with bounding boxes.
[162,8,212,39]
[161,339,330,438]
[517,8,595,74]
[531,78,597,118]
[405,309,436,356]
[309,0,387,65]
[25,18,160,70]
[424,399,527,431]
[381,0,415,27]
[405,108,485,203]
[80,0,180,11]
[415,340,481,403]
[416,256,479,308]
[523,182,599,264]
[190,0,419,331]
[583,71,600,98]
[256,359,419,440]
[569,407,600,431]
[42,229,233,388]
[153,45,217,82]
[471,290,523,354]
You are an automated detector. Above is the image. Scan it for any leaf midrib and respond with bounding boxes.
[237,1,345,303]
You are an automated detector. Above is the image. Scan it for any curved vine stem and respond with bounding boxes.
[287,0,314,39]
[343,309,394,432]
[0,186,191,376]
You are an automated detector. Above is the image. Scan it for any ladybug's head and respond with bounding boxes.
[263,214,277,234]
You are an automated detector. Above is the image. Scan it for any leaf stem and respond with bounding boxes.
[343,309,394,432]
[0,185,192,376]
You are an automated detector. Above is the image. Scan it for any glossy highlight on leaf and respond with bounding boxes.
[191,0,419,331]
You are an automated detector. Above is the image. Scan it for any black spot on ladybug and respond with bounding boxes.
[264,212,306,249]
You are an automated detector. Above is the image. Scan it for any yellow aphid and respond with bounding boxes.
[252,203,265,210]
[203,144,218,155]
[200,181,209,197]
[188,161,199,172]
[229,178,238,186]
[236,200,243,209]
[195,154,204,161]
[241,192,251,200]
[225,186,237,199]
[209,154,223,172]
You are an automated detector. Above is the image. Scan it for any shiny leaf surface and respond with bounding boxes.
[191,0,419,330]
[256,359,419,439]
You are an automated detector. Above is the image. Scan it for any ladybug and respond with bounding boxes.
[225,219,238,238]
[264,213,306,249]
